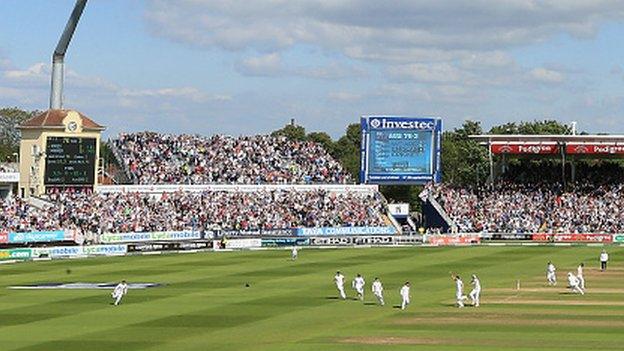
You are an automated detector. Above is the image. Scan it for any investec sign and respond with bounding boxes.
[361,116,442,185]
[368,117,436,130]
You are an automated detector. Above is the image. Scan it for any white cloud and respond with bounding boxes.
[0,58,234,136]
[387,63,466,84]
[236,53,365,79]
[145,0,624,62]
[328,91,362,102]
[236,53,283,76]
[529,67,566,84]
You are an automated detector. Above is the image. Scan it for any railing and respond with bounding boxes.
[106,140,137,184]
[97,183,380,194]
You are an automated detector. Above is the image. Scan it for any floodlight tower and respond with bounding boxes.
[50,0,88,109]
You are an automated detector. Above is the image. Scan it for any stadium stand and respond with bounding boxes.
[427,181,624,233]
[2,189,387,234]
[113,132,352,184]
[0,163,18,172]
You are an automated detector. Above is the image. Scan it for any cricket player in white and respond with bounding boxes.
[567,272,585,295]
[111,280,128,305]
[334,271,346,299]
[352,274,365,301]
[547,261,557,286]
[400,282,410,310]
[291,246,298,260]
[577,263,585,290]
[371,277,384,306]
[469,274,481,307]
[453,275,467,308]
[600,250,609,271]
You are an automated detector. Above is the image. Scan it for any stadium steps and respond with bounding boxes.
[27,196,54,210]
[421,193,455,232]
[106,140,137,184]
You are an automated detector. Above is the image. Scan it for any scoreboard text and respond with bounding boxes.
[44,137,96,186]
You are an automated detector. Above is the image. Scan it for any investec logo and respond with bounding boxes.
[369,118,435,130]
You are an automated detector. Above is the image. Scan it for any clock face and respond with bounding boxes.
[67,121,78,132]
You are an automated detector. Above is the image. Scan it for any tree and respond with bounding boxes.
[271,124,307,141]
[0,107,37,161]
[332,123,361,180]
[488,120,571,135]
[441,120,489,186]
[307,131,334,154]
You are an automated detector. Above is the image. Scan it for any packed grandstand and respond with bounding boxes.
[113,132,352,184]
[1,131,390,238]
[4,129,624,241]
[1,189,387,235]
[428,182,624,234]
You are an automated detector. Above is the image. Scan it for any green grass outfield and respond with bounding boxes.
[1,246,624,351]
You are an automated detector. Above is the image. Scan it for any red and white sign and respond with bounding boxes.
[532,233,613,243]
[566,144,624,155]
[491,144,559,155]
[0,231,7,244]
[427,235,480,245]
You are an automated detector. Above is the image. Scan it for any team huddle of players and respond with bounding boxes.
[333,271,481,309]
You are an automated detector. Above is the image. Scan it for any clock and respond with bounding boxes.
[67,121,78,132]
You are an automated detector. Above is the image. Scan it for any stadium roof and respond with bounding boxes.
[19,109,105,130]
[469,134,624,143]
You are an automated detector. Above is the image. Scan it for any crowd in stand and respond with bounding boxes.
[114,132,351,184]
[428,181,624,233]
[1,189,387,235]
[0,164,17,172]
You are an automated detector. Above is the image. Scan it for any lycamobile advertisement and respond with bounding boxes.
[31,245,127,258]
[295,226,397,236]
[0,248,32,260]
[100,231,201,243]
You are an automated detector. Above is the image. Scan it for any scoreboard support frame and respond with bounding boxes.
[360,116,442,185]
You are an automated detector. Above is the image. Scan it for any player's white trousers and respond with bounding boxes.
[571,284,585,295]
[401,296,409,310]
[469,289,480,307]
[337,285,346,299]
[456,293,465,307]
[113,293,123,305]
[356,287,364,300]
[374,292,384,306]
[578,276,585,290]
[547,273,556,285]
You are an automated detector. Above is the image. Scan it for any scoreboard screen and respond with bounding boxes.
[368,130,432,174]
[360,116,442,184]
[44,137,96,186]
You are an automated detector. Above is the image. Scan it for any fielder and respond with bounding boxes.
[352,274,365,301]
[567,272,585,295]
[334,271,346,299]
[469,274,481,307]
[546,261,557,286]
[291,246,298,260]
[371,277,384,306]
[400,282,410,310]
[453,275,467,308]
[111,280,128,306]
[577,263,585,290]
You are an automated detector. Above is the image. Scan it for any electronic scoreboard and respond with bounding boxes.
[360,116,442,184]
[44,136,96,186]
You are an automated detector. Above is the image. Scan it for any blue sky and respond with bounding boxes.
[1,0,623,138]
